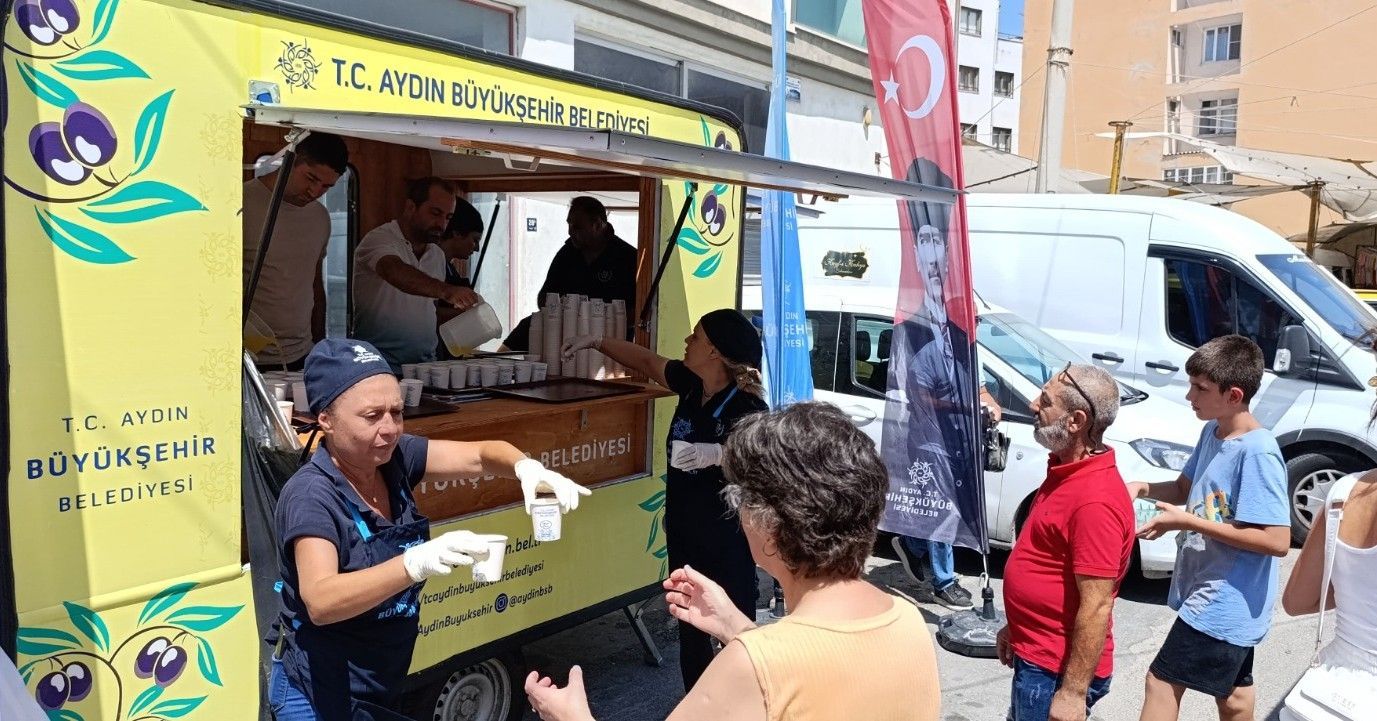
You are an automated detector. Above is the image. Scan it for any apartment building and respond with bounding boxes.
[1019,0,1377,236]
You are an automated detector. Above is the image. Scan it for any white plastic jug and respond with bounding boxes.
[439,302,503,356]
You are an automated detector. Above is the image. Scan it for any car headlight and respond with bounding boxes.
[1130,438,1192,471]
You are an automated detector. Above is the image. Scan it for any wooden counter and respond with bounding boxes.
[402,383,672,522]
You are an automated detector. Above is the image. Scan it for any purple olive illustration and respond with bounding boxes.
[63,662,92,702]
[134,637,170,679]
[153,644,187,687]
[699,192,726,235]
[39,0,80,35]
[29,122,90,185]
[714,131,732,151]
[700,192,717,226]
[35,671,69,710]
[62,103,118,167]
[14,0,58,46]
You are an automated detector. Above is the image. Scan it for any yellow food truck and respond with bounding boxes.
[2,1,950,719]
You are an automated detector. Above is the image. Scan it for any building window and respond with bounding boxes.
[687,69,769,155]
[1198,97,1238,135]
[959,6,983,36]
[1203,24,1242,62]
[574,39,682,96]
[959,65,980,93]
[1164,165,1234,184]
[994,71,1014,97]
[792,0,867,47]
[295,0,514,54]
[991,127,1012,152]
[961,123,977,139]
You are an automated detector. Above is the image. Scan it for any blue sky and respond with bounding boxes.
[999,0,1025,37]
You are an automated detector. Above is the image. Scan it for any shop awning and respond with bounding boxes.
[246,105,957,204]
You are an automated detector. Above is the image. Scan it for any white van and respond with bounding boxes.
[959,194,1377,544]
[741,283,1197,578]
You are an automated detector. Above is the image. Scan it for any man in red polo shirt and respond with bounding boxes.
[997,363,1137,721]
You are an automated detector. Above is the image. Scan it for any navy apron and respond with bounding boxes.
[276,483,428,721]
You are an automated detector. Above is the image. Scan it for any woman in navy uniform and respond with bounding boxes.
[563,309,767,690]
[268,338,589,720]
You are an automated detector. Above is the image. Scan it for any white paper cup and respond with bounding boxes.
[496,364,515,386]
[479,363,498,387]
[471,536,508,583]
[531,362,548,382]
[292,381,310,413]
[268,381,288,402]
[401,364,420,380]
[449,363,468,389]
[400,379,423,407]
[467,364,483,387]
[530,498,562,541]
[428,366,450,389]
[514,362,533,384]
[275,400,296,425]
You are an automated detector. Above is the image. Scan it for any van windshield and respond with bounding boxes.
[977,313,1145,404]
[1257,254,1377,346]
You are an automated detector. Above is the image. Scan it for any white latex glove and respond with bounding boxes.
[401,530,504,582]
[515,458,592,513]
[670,441,723,471]
[560,335,602,361]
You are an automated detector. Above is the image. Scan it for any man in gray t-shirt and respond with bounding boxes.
[242,133,349,369]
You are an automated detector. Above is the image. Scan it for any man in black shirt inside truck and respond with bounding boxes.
[504,196,638,350]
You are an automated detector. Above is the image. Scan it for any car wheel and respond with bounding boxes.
[1287,451,1364,545]
[409,651,526,721]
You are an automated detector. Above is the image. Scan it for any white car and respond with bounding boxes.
[745,288,1195,578]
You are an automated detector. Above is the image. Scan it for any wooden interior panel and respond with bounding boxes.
[242,121,432,237]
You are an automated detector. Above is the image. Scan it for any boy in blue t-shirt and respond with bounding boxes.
[1126,335,1291,721]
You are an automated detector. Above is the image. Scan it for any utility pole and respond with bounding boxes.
[1305,181,1325,258]
[1035,0,1074,193]
[1108,120,1133,194]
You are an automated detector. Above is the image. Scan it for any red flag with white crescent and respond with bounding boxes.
[863,0,987,551]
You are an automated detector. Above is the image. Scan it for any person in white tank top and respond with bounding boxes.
[1281,459,1377,717]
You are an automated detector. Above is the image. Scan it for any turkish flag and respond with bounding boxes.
[863,0,987,551]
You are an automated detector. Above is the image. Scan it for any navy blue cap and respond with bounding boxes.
[700,309,763,370]
[303,339,395,415]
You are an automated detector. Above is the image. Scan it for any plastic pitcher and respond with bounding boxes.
[439,302,503,356]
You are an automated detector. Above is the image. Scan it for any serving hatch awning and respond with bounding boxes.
[245,105,957,204]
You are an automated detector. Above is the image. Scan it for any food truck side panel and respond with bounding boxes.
[4,0,747,711]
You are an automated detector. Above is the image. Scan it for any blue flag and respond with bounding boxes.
[760,0,813,409]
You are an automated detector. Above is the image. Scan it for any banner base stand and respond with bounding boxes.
[936,584,1004,658]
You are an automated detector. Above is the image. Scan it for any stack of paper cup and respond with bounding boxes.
[428,365,450,390]
[560,295,580,377]
[479,363,498,387]
[588,300,606,379]
[612,299,627,340]
[529,309,543,362]
[292,381,310,414]
[466,364,482,388]
[575,300,592,378]
[400,379,423,407]
[449,362,468,390]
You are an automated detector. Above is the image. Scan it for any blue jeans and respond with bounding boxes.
[269,659,318,721]
[1007,656,1111,721]
[898,536,957,590]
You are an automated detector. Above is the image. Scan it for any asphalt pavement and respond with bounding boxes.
[521,546,1316,721]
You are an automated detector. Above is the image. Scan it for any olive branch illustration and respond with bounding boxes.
[3,0,207,265]
[17,581,244,720]
[639,481,669,578]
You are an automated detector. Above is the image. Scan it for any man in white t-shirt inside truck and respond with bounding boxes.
[242,132,349,371]
[353,176,484,368]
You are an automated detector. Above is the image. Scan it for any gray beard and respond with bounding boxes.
[1033,413,1073,453]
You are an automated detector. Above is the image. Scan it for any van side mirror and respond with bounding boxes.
[1273,325,1311,375]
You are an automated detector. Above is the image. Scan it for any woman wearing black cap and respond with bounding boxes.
[268,338,590,721]
[563,309,767,690]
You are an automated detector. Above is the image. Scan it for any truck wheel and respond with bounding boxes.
[1287,451,1363,546]
[412,651,526,721]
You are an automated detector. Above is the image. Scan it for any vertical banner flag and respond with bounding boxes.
[760,0,813,409]
[863,0,986,551]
